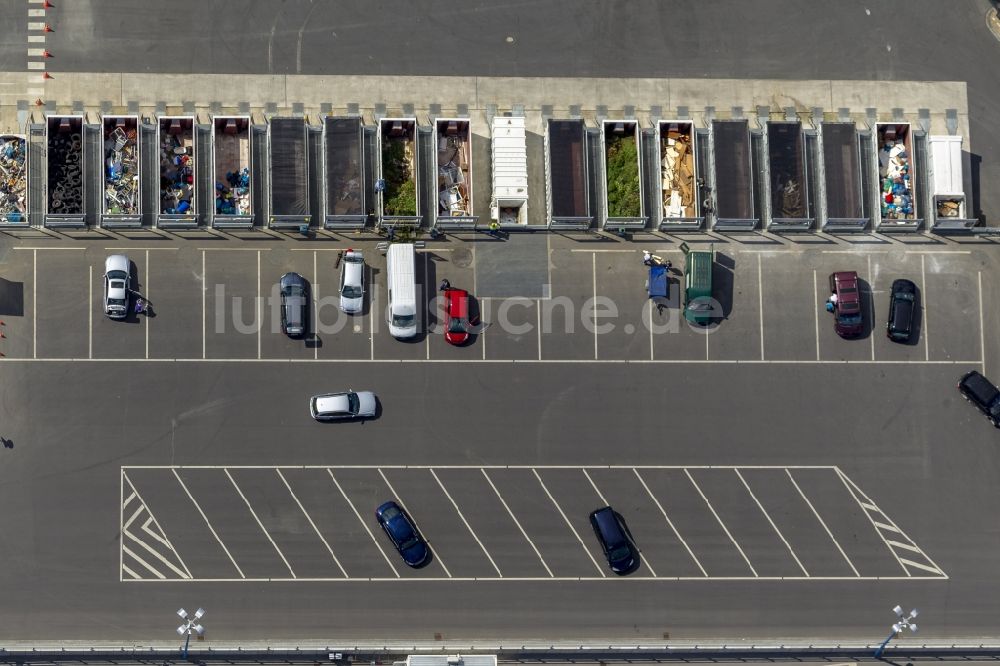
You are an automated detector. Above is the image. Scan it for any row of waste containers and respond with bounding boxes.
[0,114,975,232]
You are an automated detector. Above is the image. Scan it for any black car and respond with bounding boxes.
[375,501,429,567]
[279,272,308,337]
[958,371,1000,428]
[589,506,637,575]
[887,278,917,342]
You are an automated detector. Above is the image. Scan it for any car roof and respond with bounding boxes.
[343,256,364,282]
[447,288,469,316]
[832,271,860,305]
[961,371,1000,404]
[314,393,349,414]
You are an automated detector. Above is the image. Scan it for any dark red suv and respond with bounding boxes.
[830,271,863,338]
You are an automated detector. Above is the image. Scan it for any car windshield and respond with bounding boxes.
[839,286,858,294]
[108,298,126,306]
[838,313,863,325]
[347,393,360,414]
[400,536,420,551]
[107,270,127,281]
[448,317,467,333]
[382,506,400,520]
[895,292,915,301]
[283,285,304,297]
[341,284,362,299]
[608,545,631,562]
[392,313,415,327]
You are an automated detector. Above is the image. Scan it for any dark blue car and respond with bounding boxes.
[375,501,429,567]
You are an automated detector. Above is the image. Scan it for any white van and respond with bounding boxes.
[386,243,418,339]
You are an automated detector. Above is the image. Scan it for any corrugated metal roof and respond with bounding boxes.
[929,135,963,196]
[491,116,528,202]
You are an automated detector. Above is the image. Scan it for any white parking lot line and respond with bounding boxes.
[429,468,503,577]
[88,264,93,359]
[536,299,542,361]
[758,254,764,361]
[481,297,488,360]
[921,254,929,361]
[735,469,808,577]
[276,469,348,578]
[33,249,36,359]
[813,270,819,361]
[592,253,598,360]
[481,469,553,577]
[257,250,261,360]
[633,469,707,576]
[684,469,757,577]
[327,469,400,578]
[868,255,874,361]
[425,256,430,360]
[648,300,654,361]
[145,250,150,359]
[377,469,451,578]
[785,469,859,576]
[172,469,245,578]
[201,250,206,359]
[369,264,375,361]
[979,270,986,374]
[532,468,606,577]
[225,469,295,578]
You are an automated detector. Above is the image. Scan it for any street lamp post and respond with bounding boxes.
[874,605,917,658]
[176,607,205,660]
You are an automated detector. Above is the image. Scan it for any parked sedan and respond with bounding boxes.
[103,254,131,319]
[958,371,1000,428]
[339,249,365,314]
[309,390,377,421]
[886,278,917,342]
[279,272,308,337]
[375,500,429,567]
[443,287,471,345]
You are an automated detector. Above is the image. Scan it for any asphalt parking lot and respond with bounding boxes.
[0,236,990,367]
[2,231,1000,645]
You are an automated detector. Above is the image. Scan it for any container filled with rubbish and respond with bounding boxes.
[766,121,808,224]
[377,118,419,224]
[876,123,918,224]
[45,115,85,226]
[433,118,475,227]
[323,116,366,229]
[212,116,253,226]
[0,135,28,224]
[602,120,644,227]
[157,116,197,225]
[102,116,141,225]
[657,121,700,227]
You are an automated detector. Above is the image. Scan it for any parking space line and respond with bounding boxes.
[88,264,93,359]
[481,297,488,360]
[536,299,541,361]
[480,469,553,577]
[327,469,400,578]
[4,357,984,365]
[225,469,296,578]
[633,469,707,576]
[429,468,503,577]
[145,250,149,359]
[979,270,986,374]
[684,469,758,577]
[276,469,348,578]
[425,255,430,360]
[592,253,598,360]
[201,250,206,359]
[785,469,859,576]
[868,255,874,361]
[758,254,764,360]
[369,264,375,361]
[121,473,193,580]
[648,301,654,361]
[257,250,261,360]
[377,469,451,577]
[532,468,606,577]
[921,255,929,361]
[32,249,36,358]
[813,270,819,361]
[734,469,808,577]
[124,574,943,582]
[313,251,318,360]
[120,467,124,579]
[171,469,245,578]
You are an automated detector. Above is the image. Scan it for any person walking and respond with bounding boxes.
[439,278,451,292]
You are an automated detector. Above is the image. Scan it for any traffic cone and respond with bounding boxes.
[43,0,53,7]
[42,50,52,58]
[42,72,53,80]
[1,331,6,339]
[34,98,44,106]
[43,24,53,32]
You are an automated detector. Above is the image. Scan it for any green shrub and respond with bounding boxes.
[382,138,417,216]
[606,134,641,218]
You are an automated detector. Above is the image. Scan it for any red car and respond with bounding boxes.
[829,271,863,338]
[443,288,472,345]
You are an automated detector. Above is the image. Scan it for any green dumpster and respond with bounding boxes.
[680,242,715,325]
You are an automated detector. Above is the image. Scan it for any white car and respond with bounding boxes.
[103,254,131,319]
[339,249,365,314]
[309,390,377,421]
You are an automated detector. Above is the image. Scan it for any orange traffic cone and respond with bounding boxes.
[34,98,44,106]
[43,0,54,7]
[42,72,53,80]
[42,50,52,58]
[0,331,6,339]
[43,24,53,32]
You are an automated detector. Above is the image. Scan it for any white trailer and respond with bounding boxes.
[490,115,528,226]
[927,135,974,227]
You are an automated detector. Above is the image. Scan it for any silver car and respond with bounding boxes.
[309,390,377,421]
[103,254,130,319]
[339,249,365,314]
